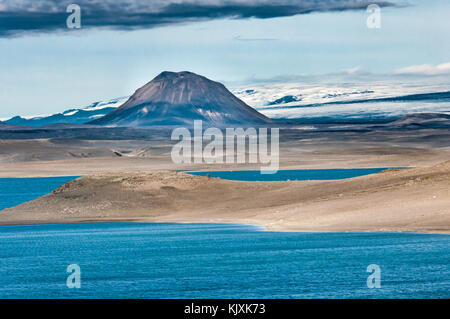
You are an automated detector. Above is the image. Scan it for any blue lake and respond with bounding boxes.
[0,222,448,299]
[0,176,80,210]
[0,175,448,299]
[188,168,397,181]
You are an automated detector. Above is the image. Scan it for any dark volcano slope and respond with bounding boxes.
[90,71,272,127]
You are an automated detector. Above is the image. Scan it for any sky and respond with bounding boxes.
[0,0,449,118]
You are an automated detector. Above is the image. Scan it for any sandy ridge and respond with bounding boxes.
[1,161,449,234]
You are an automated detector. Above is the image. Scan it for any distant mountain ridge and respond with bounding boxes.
[90,71,272,126]
[2,78,450,127]
[2,97,128,127]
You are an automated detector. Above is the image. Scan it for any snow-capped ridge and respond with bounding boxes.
[3,97,128,127]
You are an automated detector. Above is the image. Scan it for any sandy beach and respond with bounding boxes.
[1,158,449,234]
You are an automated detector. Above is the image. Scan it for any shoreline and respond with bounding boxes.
[1,218,449,236]
[1,161,449,234]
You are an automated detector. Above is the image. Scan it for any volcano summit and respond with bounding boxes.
[90,71,272,127]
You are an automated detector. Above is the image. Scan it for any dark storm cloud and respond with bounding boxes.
[0,0,396,37]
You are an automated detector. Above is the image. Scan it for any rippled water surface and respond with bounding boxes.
[0,222,448,299]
